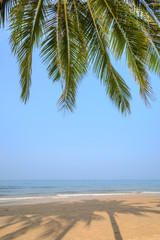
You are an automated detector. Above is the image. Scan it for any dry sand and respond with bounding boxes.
[0,196,160,240]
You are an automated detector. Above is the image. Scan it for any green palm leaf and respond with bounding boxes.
[1,0,160,114]
[0,0,17,26]
[130,0,160,76]
[41,0,88,112]
[84,0,131,114]
[9,0,46,102]
[102,0,153,103]
[132,0,160,24]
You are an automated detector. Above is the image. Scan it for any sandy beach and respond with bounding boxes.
[0,196,160,240]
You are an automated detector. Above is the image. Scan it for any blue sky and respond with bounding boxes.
[0,28,160,180]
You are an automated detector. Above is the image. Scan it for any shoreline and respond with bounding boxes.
[0,191,160,206]
[0,195,160,240]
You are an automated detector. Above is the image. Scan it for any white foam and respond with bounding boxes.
[0,191,160,202]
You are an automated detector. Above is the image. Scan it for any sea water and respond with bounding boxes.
[0,180,160,202]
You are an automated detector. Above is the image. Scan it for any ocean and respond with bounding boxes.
[0,180,160,205]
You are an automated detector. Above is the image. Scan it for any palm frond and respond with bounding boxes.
[41,0,88,112]
[41,5,61,84]
[0,0,17,27]
[132,0,160,25]
[9,0,46,102]
[2,0,160,114]
[147,35,160,75]
[85,0,131,114]
[128,0,160,76]
[102,0,153,104]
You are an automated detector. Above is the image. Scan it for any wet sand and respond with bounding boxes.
[0,196,160,240]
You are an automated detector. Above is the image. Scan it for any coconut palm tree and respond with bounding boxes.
[0,0,160,114]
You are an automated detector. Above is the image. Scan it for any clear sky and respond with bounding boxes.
[0,28,160,180]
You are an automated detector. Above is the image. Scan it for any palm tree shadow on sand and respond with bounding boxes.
[0,199,160,240]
